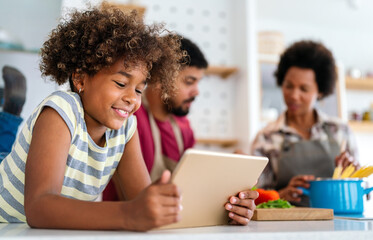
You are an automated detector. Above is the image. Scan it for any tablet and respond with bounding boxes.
[160,149,268,229]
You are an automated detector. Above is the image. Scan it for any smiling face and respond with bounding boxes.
[167,66,204,116]
[281,66,320,118]
[76,59,147,134]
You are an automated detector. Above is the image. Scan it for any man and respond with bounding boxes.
[135,37,206,181]
[0,66,26,162]
[103,36,258,225]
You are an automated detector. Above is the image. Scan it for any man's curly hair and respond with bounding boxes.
[40,5,183,99]
[275,40,337,99]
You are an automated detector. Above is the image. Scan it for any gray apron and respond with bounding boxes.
[275,126,340,206]
[143,98,184,182]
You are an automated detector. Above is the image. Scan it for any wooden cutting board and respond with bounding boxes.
[252,207,334,221]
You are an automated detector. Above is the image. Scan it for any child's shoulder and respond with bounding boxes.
[44,90,82,109]
[39,90,83,123]
[47,90,79,100]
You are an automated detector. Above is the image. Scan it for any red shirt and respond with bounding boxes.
[102,104,195,201]
[135,105,195,172]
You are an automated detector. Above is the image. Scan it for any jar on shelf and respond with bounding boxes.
[362,111,371,121]
[349,111,362,121]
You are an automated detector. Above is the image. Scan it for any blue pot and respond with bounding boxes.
[299,178,373,214]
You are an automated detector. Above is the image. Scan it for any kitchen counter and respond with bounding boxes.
[1,218,373,240]
[2,202,373,240]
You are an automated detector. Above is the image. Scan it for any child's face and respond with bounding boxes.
[81,59,147,131]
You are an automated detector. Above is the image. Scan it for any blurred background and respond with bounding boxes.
[1,0,373,168]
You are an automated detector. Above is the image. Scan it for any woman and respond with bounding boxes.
[251,40,359,206]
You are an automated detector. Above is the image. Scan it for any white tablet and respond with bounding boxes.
[161,149,268,229]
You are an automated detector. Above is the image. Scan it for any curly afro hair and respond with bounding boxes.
[40,4,183,99]
[275,40,337,99]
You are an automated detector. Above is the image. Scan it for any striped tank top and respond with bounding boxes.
[0,91,136,222]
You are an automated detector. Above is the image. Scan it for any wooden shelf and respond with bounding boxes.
[196,138,239,147]
[348,120,373,132]
[205,66,238,79]
[104,2,146,18]
[345,76,373,90]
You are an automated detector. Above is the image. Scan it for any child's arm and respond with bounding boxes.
[111,130,151,200]
[24,107,181,231]
[113,131,182,231]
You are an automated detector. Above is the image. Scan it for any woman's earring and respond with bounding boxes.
[79,88,82,93]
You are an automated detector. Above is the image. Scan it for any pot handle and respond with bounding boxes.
[364,187,373,195]
[297,187,310,196]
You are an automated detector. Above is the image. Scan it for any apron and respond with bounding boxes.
[142,98,184,182]
[275,126,340,206]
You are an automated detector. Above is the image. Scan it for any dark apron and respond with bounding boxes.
[275,126,340,206]
[142,98,183,182]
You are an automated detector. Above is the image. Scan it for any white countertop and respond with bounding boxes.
[1,219,373,240]
[2,202,372,240]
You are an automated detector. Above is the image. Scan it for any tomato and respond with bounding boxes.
[255,188,280,205]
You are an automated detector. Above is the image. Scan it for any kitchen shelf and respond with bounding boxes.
[196,138,238,147]
[0,48,40,54]
[205,66,238,79]
[348,120,373,132]
[105,2,146,17]
[345,76,373,91]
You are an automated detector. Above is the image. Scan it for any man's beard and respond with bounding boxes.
[171,106,189,116]
[167,97,195,117]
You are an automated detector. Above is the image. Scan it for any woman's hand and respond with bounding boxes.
[224,189,259,225]
[278,175,314,202]
[335,151,359,170]
[123,170,182,231]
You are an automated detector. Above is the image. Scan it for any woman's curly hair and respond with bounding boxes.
[275,40,337,99]
[40,4,183,99]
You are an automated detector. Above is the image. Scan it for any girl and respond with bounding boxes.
[0,6,183,231]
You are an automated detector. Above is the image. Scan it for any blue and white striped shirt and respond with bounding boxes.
[0,91,136,222]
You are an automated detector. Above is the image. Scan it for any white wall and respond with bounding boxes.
[257,0,373,73]
[0,0,62,51]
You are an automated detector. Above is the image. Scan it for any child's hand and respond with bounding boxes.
[224,189,259,225]
[123,170,182,231]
